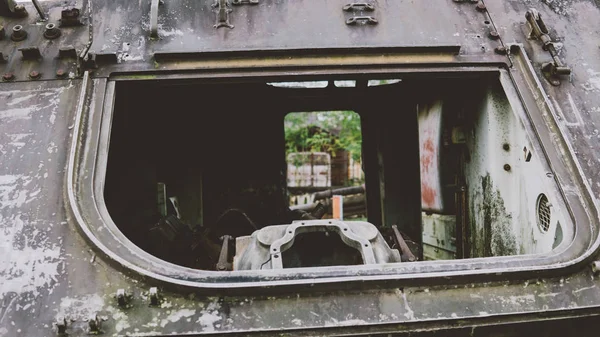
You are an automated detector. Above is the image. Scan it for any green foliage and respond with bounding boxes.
[284,111,363,162]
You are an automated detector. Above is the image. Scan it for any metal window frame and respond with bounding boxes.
[65,45,599,295]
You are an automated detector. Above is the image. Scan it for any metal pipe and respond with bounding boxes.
[313,184,365,201]
[290,194,366,211]
[31,0,46,21]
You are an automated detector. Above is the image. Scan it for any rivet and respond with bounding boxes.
[476,1,486,11]
[502,143,510,151]
[489,30,500,40]
[504,164,511,172]
[56,69,66,78]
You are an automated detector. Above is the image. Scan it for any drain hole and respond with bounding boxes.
[537,194,551,233]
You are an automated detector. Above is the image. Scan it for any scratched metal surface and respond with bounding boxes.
[81,0,510,76]
[0,0,89,82]
[1,0,600,336]
[485,0,600,205]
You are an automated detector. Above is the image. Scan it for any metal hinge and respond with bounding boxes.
[525,8,571,86]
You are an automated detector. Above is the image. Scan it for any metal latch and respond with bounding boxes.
[525,8,571,86]
[344,2,377,26]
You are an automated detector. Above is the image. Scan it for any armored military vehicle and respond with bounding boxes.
[2,0,600,335]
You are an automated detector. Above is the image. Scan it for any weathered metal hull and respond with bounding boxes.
[3,0,600,336]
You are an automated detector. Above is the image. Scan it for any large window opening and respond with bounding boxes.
[103,76,569,272]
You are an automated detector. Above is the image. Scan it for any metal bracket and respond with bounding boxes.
[269,221,377,269]
[60,8,84,27]
[525,8,571,86]
[150,0,160,37]
[343,3,375,12]
[232,0,258,5]
[213,0,234,29]
[346,16,378,25]
[19,47,42,60]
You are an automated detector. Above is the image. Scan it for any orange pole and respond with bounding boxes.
[332,195,343,220]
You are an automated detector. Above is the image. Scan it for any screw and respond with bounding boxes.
[11,25,27,42]
[29,70,41,79]
[494,46,507,55]
[504,164,511,172]
[489,30,500,40]
[55,317,67,334]
[149,287,159,306]
[2,73,14,81]
[476,1,486,11]
[56,69,66,78]
[44,23,61,39]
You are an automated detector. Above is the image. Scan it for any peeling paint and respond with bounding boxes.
[54,294,105,322]
[160,309,196,328]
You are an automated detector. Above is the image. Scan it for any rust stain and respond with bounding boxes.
[422,184,437,208]
[421,138,435,173]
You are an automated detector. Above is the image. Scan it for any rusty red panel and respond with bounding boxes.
[418,101,444,213]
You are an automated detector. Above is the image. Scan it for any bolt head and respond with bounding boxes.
[29,70,40,79]
[2,73,14,81]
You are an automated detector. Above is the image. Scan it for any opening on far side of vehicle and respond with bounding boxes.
[103,76,570,273]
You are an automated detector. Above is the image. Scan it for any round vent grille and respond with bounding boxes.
[537,194,551,233]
